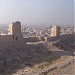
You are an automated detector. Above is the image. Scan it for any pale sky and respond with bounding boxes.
[0,0,74,25]
[74,0,75,24]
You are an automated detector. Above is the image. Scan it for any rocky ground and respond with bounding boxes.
[40,56,75,75]
[7,43,72,75]
[12,56,74,75]
[0,42,55,75]
[0,34,74,75]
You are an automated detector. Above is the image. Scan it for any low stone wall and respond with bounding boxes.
[23,37,40,43]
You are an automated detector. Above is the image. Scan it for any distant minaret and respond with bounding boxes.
[8,21,22,41]
[50,25,60,37]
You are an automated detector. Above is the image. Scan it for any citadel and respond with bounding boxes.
[0,21,61,50]
[0,21,74,75]
[0,21,25,50]
[0,21,74,51]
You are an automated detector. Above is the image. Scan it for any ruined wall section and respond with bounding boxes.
[0,35,13,49]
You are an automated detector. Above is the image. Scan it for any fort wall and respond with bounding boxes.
[0,35,13,43]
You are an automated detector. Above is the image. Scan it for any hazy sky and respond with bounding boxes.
[74,0,75,24]
[0,0,74,25]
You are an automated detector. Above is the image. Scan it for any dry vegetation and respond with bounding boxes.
[0,34,74,75]
[53,34,74,53]
[0,43,53,75]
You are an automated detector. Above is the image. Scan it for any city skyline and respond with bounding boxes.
[0,0,74,25]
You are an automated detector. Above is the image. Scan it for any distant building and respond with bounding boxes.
[50,25,60,37]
